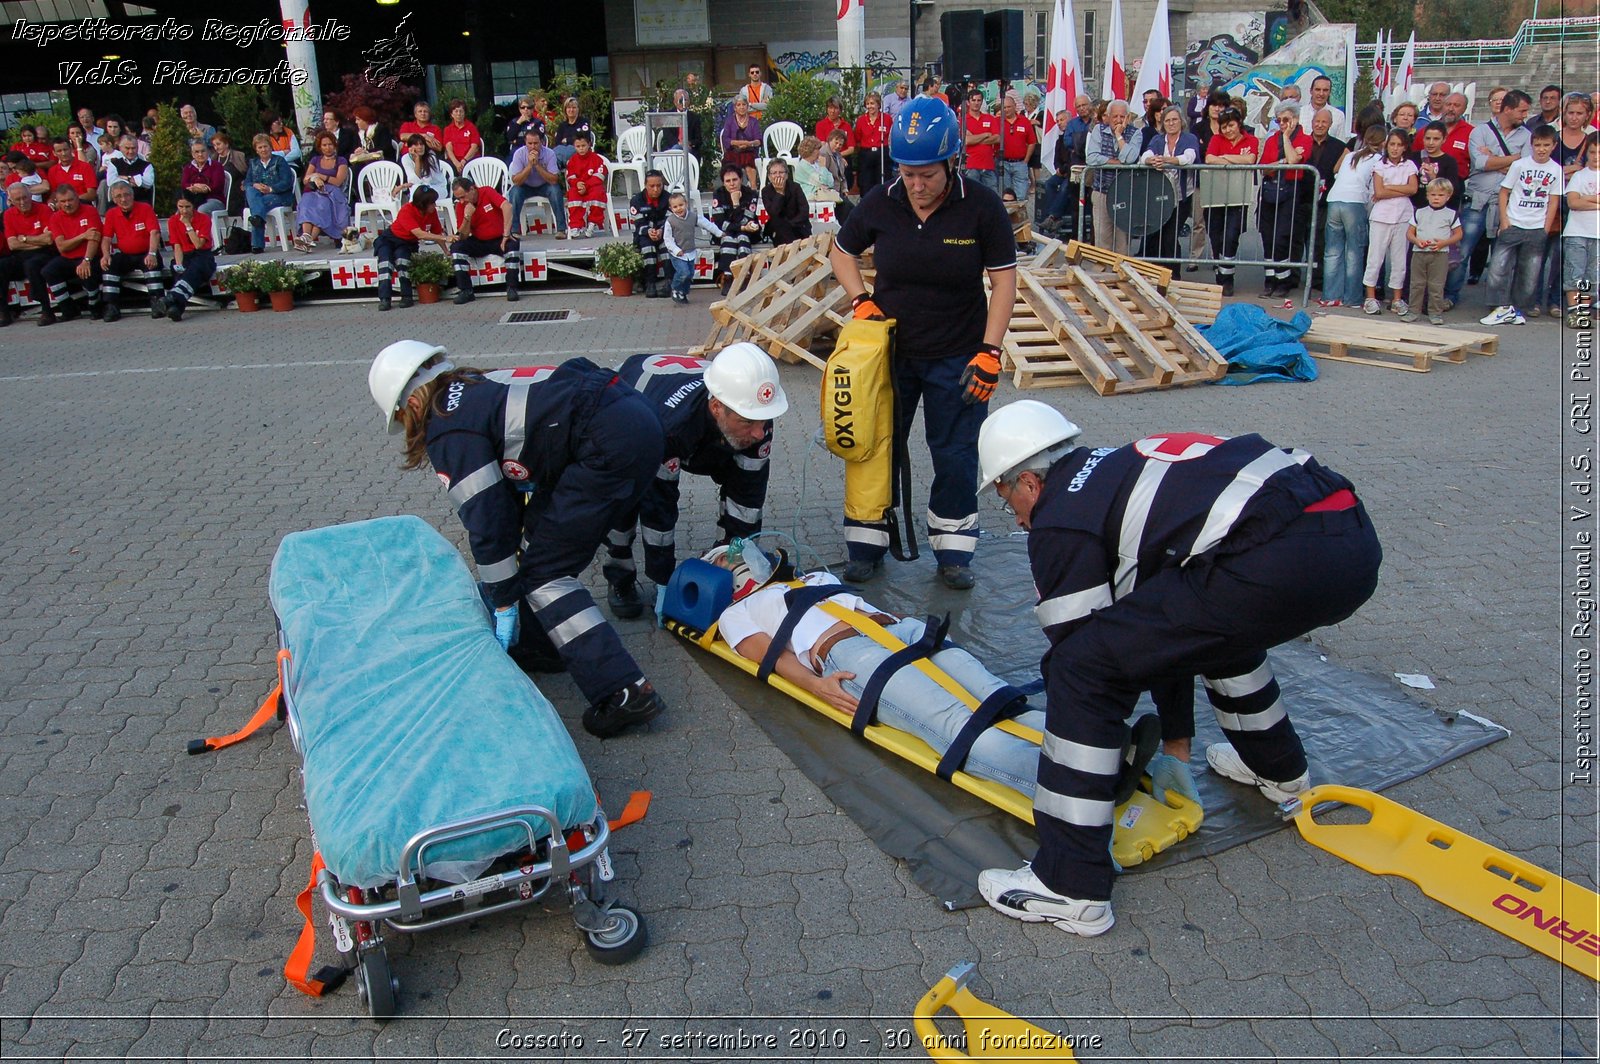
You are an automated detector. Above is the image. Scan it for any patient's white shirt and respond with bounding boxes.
[717,572,875,668]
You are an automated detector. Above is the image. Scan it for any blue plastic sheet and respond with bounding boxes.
[269,516,596,888]
[1199,303,1319,385]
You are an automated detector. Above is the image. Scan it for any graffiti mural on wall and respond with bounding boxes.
[1185,33,1260,89]
[772,45,903,83]
[1222,24,1355,127]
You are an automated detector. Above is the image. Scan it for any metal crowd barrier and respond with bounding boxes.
[1074,161,1323,306]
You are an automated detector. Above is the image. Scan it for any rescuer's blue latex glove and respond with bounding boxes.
[493,605,519,650]
[1148,752,1202,807]
[654,585,669,628]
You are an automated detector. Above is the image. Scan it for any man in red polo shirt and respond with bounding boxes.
[998,95,1038,203]
[962,90,1001,196]
[99,180,165,322]
[448,175,520,305]
[46,138,97,200]
[41,184,100,325]
[2,181,56,325]
[165,192,216,321]
[1414,92,1472,179]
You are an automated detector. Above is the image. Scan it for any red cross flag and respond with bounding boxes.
[1102,0,1127,101]
[1041,0,1084,175]
[1130,0,1172,106]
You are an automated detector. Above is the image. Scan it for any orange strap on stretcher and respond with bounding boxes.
[187,649,291,755]
[284,850,346,997]
[607,790,652,830]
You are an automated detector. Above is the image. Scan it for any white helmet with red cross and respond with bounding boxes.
[703,342,789,420]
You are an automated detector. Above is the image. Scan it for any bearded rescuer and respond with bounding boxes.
[601,343,790,619]
[973,400,1381,935]
[828,96,1018,591]
[368,341,669,739]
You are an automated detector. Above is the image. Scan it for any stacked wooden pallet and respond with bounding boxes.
[1300,315,1499,372]
[688,236,855,369]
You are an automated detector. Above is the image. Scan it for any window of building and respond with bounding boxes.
[491,60,544,104]
[590,56,610,90]
[433,63,473,104]
[1082,10,1097,79]
[1035,11,1047,80]
[1,90,69,136]
[551,58,577,77]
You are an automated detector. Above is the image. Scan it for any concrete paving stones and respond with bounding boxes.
[0,277,1592,1061]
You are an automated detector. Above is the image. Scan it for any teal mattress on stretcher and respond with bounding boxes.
[268,515,597,889]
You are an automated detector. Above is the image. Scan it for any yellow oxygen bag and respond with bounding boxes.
[823,317,897,524]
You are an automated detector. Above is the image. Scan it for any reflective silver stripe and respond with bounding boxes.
[1041,732,1124,776]
[1214,697,1288,733]
[1113,460,1171,598]
[732,453,767,471]
[845,526,890,546]
[641,527,675,548]
[929,532,978,553]
[448,462,503,507]
[723,499,762,524]
[478,554,519,583]
[1187,448,1310,560]
[927,510,978,533]
[547,605,605,648]
[1204,661,1275,699]
[1035,584,1113,628]
[655,463,680,481]
[528,575,583,610]
[1034,784,1116,827]
[502,381,531,464]
[606,528,634,548]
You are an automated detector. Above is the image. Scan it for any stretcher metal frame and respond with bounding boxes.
[665,577,1202,867]
[269,629,646,1020]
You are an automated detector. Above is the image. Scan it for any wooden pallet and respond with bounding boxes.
[1301,315,1499,372]
[1055,239,1174,287]
[1004,263,1228,393]
[690,235,854,370]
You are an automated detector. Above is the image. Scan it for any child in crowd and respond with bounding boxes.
[1481,126,1565,327]
[1362,129,1419,315]
[1563,133,1600,329]
[661,191,721,305]
[564,132,608,238]
[1402,178,1463,325]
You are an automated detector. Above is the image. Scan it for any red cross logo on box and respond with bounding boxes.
[694,252,715,278]
[524,257,547,281]
[479,259,503,284]
[614,211,628,230]
[331,265,355,289]
[816,205,834,223]
[758,207,770,225]
[355,263,379,286]
[527,216,549,235]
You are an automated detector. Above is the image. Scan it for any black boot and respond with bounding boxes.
[606,579,644,619]
[37,306,57,327]
[453,271,475,304]
[149,294,166,319]
[504,277,519,302]
[167,296,186,322]
[376,280,392,311]
[102,302,121,323]
[582,679,665,738]
[0,303,12,327]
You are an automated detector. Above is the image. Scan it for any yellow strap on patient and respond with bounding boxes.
[811,600,1045,745]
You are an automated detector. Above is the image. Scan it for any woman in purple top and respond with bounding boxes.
[294,131,352,251]
[720,97,763,189]
[180,138,227,218]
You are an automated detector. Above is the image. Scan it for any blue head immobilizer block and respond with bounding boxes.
[662,559,735,631]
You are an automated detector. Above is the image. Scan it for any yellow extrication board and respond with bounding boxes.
[913,961,1080,1061]
[667,599,1202,868]
[1285,784,1600,980]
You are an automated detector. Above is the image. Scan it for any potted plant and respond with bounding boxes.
[595,241,645,297]
[256,260,308,312]
[409,252,451,304]
[219,261,264,312]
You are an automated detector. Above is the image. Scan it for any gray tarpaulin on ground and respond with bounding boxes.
[688,535,1507,910]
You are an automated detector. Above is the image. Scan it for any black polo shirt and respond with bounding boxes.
[835,172,1016,361]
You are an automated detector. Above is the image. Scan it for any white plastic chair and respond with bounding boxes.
[615,126,648,198]
[596,155,622,239]
[244,179,299,251]
[464,157,510,195]
[654,151,701,214]
[354,160,404,235]
[763,121,803,161]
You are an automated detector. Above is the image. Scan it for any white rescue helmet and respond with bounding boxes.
[701,544,777,602]
[976,399,1083,489]
[703,342,789,420]
[369,340,452,434]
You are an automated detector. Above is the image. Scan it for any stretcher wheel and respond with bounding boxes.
[583,904,647,965]
[356,948,398,1021]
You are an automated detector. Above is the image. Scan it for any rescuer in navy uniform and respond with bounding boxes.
[828,95,1018,591]
[369,340,668,738]
[972,399,1382,935]
[601,343,790,618]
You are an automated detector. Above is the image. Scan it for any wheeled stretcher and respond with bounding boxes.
[191,516,648,1019]
[661,560,1202,867]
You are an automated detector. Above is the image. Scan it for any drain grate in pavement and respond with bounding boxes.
[501,309,577,324]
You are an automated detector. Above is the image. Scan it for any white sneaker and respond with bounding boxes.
[1390,299,1409,315]
[1479,305,1520,326]
[1205,742,1311,804]
[1362,298,1381,315]
[977,864,1115,936]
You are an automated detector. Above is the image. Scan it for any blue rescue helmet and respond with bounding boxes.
[890,97,961,166]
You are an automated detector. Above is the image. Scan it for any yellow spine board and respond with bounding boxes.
[668,594,1202,867]
[1290,785,1600,981]
[913,962,1078,1062]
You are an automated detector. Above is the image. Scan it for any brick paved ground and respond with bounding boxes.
[0,278,1592,1062]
